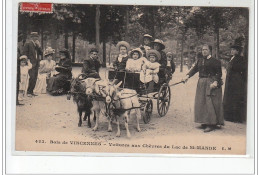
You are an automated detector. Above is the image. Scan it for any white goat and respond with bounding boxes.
[104,81,141,138]
[83,78,110,131]
[84,78,141,138]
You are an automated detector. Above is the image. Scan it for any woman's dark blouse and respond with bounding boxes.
[187,56,222,85]
[57,58,72,78]
[58,58,72,70]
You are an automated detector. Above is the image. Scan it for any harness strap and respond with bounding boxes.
[113,93,138,100]
[112,94,140,111]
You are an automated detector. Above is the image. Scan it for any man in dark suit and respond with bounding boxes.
[223,42,247,123]
[82,48,101,78]
[22,32,42,97]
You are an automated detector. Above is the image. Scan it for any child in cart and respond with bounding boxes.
[125,48,147,73]
[140,49,161,91]
[113,41,130,71]
[19,55,32,100]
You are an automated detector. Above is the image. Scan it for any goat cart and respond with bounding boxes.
[108,70,180,124]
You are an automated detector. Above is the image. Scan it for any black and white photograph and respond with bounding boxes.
[14,2,250,155]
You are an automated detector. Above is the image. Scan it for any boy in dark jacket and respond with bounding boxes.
[166,52,176,80]
[113,41,130,71]
[82,48,101,78]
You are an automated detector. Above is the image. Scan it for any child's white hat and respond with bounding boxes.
[116,41,130,51]
[146,49,161,61]
[129,48,143,58]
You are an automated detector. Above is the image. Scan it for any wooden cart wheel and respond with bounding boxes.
[157,83,171,117]
[143,100,153,124]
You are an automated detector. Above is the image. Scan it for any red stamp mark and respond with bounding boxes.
[20,3,53,13]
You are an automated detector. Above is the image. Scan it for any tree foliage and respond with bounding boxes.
[18,4,249,64]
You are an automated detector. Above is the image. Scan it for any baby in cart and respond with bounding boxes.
[140,49,161,91]
[140,50,161,91]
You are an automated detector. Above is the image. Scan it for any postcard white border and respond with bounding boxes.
[5,0,256,174]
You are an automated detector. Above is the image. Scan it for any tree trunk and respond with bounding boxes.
[85,41,88,61]
[108,38,112,65]
[50,32,57,62]
[180,34,184,72]
[41,30,44,59]
[187,36,191,69]
[64,26,69,49]
[214,27,220,59]
[149,7,155,38]
[125,6,129,41]
[176,7,181,70]
[95,5,100,52]
[72,32,76,63]
[103,39,106,67]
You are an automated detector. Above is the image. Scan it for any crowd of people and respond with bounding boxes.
[17,32,73,103]
[81,34,176,91]
[16,32,247,133]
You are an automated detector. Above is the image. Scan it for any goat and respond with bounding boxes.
[83,78,111,132]
[68,77,95,128]
[103,81,141,138]
[83,78,141,138]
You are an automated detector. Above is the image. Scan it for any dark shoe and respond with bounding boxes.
[31,93,38,96]
[198,124,207,129]
[204,126,215,132]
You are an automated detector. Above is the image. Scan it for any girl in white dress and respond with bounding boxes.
[125,48,147,72]
[34,47,56,94]
[19,55,32,100]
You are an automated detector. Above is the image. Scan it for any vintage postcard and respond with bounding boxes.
[14,1,251,155]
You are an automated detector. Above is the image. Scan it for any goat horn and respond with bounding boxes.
[111,79,117,85]
[115,81,122,88]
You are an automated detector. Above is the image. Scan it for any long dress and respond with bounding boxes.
[34,59,56,94]
[223,55,247,122]
[47,58,72,95]
[187,55,224,125]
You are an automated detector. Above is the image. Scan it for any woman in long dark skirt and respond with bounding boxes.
[47,48,72,95]
[183,44,224,132]
[223,42,247,123]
